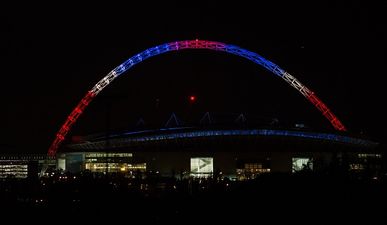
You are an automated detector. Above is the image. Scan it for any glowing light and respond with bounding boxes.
[70,129,377,150]
[48,40,346,157]
[189,95,196,102]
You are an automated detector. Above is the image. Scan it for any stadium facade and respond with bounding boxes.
[0,122,382,180]
[56,126,382,180]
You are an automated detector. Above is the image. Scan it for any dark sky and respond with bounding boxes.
[1,1,386,153]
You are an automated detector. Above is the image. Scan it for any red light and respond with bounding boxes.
[189,95,196,102]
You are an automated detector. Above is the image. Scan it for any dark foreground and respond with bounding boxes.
[1,172,386,224]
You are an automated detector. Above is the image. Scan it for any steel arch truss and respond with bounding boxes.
[48,40,346,156]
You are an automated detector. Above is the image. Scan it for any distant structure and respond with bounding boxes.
[0,154,55,178]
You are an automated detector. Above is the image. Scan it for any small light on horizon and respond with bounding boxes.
[189,95,196,102]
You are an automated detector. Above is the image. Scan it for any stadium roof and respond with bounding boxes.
[66,127,379,153]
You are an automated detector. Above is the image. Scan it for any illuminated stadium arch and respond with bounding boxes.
[48,40,346,156]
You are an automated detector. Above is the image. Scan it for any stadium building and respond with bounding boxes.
[57,113,381,180]
[41,40,382,180]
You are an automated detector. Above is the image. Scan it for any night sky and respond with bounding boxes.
[1,1,386,153]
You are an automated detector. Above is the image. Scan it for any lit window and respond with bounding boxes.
[292,157,313,173]
[190,157,213,178]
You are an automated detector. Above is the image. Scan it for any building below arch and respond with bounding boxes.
[55,127,382,180]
